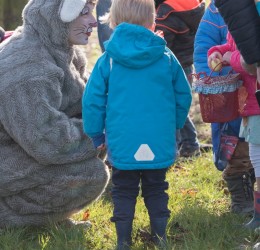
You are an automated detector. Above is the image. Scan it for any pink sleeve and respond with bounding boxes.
[229,50,244,73]
[207,43,231,57]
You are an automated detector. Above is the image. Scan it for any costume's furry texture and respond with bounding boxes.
[0,0,109,227]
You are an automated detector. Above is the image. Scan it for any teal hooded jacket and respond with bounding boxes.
[82,23,192,170]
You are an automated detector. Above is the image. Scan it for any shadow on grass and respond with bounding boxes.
[165,204,259,250]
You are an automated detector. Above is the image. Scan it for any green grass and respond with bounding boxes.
[1,153,259,250]
[1,1,255,249]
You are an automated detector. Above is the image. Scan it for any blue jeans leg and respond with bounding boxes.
[96,0,113,52]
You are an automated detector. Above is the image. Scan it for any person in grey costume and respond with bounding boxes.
[0,0,109,228]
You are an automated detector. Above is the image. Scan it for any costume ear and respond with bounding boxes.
[60,0,87,22]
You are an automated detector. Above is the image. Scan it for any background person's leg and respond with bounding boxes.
[178,65,200,157]
[179,116,200,157]
[245,143,260,229]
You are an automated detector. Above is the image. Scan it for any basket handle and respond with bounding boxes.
[190,72,211,84]
[208,61,235,78]
[191,62,237,84]
[191,62,223,83]
[191,72,208,80]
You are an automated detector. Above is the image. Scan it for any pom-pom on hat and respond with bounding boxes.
[60,0,87,22]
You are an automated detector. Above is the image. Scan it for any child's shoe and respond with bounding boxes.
[245,191,260,230]
[115,221,132,250]
[150,217,168,246]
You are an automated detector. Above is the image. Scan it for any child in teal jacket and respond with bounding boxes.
[82,0,191,248]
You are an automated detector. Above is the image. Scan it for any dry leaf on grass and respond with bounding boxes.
[82,209,90,221]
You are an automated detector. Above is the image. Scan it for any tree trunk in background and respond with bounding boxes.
[0,0,27,30]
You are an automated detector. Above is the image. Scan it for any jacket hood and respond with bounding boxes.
[104,23,166,68]
[22,0,87,48]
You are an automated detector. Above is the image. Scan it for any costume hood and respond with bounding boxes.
[21,0,91,47]
[0,0,90,92]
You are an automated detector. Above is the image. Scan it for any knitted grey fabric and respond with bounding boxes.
[0,0,109,227]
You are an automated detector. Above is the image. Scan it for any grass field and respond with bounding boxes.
[3,0,260,249]
[1,154,258,250]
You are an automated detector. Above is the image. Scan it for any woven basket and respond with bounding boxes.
[192,71,243,123]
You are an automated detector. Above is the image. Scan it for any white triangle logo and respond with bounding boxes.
[134,144,155,161]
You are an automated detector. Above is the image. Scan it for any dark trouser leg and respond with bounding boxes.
[179,116,200,157]
[141,168,170,243]
[178,66,200,157]
[111,168,140,249]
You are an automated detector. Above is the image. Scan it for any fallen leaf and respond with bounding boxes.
[82,209,90,221]
[180,188,198,197]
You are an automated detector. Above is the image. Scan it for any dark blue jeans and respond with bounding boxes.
[110,167,170,222]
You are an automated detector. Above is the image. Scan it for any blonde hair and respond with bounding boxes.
[100,0,156,29]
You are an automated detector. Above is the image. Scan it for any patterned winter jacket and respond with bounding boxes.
[155,0,205,68]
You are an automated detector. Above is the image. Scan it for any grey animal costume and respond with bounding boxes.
[0,0,109,227]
